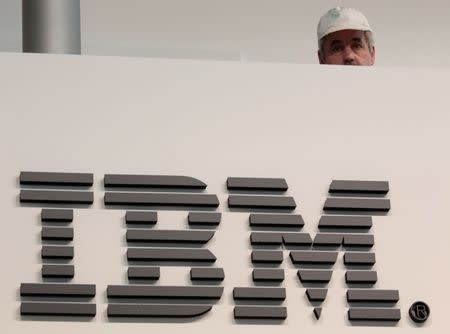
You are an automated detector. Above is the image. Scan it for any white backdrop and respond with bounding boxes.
[1,0,450,66]
[1,52,448,333]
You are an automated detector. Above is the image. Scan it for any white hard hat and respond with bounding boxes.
[317,7,372,41]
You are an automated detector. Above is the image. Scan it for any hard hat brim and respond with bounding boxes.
[319,23,372,41]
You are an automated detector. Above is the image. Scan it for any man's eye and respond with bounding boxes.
[353,43,363,49]
[331,45,343,53]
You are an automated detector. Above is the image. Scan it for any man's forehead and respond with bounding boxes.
[330,37,363,46]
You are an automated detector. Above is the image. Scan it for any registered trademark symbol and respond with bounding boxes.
[409,301,430,323]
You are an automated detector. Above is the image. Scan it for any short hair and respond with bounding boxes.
[318,30,374,53]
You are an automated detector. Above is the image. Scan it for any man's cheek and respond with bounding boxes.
[328,55,343,65]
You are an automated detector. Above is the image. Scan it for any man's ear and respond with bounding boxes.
[370,46,376,65]
[318,50,325,64]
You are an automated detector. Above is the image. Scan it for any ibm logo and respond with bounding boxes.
[18,171,402,324]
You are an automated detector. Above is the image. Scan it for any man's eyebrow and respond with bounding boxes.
[330,39,342,46]
[352,37,363,43]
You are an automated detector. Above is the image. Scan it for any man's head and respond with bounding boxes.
[317,7,375,66]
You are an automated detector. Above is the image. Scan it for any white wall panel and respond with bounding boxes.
[0,52,447,332]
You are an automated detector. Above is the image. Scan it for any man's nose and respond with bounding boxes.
[343,46,356,65]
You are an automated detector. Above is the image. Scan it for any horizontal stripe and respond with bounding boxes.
[253,269,284,282]
[233,287,285,300]
[127,267,160,279]
[324,198,390,212]
[127,248,216,262]
[251,250,283,263]
[306,289,327,302]
[104,174,206,189]
[105,192,219,207]
[188,212,221,225]
[41,246,74,259]
[41,209,73,222]
[297,270,333,283]
[21,190,93,205]
[107,285,223,299]
[126,229,214,243]
[234,306,287,319]
[125,211,157,224]
[227,177,288,191]
[21,302,95,316]
[20,171,93,187]
[343,234,374,247]
[348,308,401,321]
[250,214,304,227]
[229,195,296,210]
[282,233,312,246]
[347,289,399,303]
[20,283,95,297]
[41,265,74,278]
[329,180,389,194]
[346,271,378,284]
[344,252,376,265]
[107,304,212,317]
[250,232,282,245]
[190,268,224,281]
[319,215,372,229]
[289,251,337,264]
[313,233,343,246]
[41,227,73,241]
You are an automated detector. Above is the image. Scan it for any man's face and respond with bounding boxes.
[318,29,375,66]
